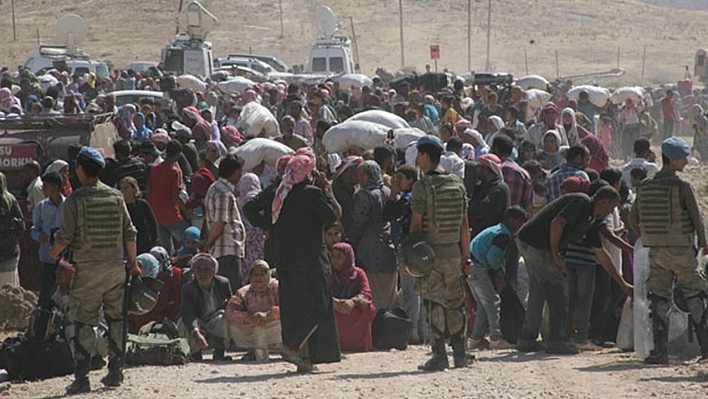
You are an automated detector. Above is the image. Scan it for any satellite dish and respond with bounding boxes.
[56,14,87,53]
[176,1,218,41]
[315,6,337,38]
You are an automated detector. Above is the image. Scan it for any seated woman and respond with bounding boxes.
[174,226,200,269]
[329,242,375,352]
[225,260,281,360]
[128,250,183,331]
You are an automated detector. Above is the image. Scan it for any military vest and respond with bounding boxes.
[419,173,467,245]
[72,184,126,252]
[636,177,694,247]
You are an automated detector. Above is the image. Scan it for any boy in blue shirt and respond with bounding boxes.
[467,206,528,350]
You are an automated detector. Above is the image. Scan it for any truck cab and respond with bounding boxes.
[161,34,214,77]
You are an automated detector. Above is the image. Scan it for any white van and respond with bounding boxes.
[305,36,357,75]
[24,45,110,79]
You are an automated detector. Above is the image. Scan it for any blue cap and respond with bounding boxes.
[416,134,445,151]
[661,137,690,160]
[79,146,105,168]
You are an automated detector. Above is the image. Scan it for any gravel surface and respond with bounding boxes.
[6,345,708,399]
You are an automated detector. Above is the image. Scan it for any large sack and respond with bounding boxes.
[237,102,280,138]
[217,76,256,95]
[516,75,549,91]
[176,75,207,92]
[38,75,59,92]
[232,138,294,171]
[567,85,611,108]
[335,74,373,90]
[610,86,644,105]
[322,120,389,153]
[392,127,425,150]
[347,110,409,129]
[524,89,552,117]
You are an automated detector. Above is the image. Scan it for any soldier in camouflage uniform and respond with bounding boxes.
[631,137,708,364]
[50,147,138,395]
[409,135,472,370]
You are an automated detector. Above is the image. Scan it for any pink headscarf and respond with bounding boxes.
[221,125,243,147]
[271,147,316,224]
[333,155,364,179]
[237,172,262,208]
[478,153,502,177]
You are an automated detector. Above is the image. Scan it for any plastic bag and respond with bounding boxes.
[616,299,634,351]
[347,110,410,129]
[236,102,280,138]
[335,74,373,91]
[392,127,425,150]
[567,85,611,108]
[232,138,294,171]
[176,75,207,93]
[516,75,549,90]
[610,87,644,105]
[322,120,389,153]
[217,77,256,95]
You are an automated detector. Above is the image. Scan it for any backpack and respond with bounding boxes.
[371,307,411,350]
[0,332,74,381]
[125,319,190,366]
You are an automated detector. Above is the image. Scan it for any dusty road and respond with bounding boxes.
[7,345,707,399]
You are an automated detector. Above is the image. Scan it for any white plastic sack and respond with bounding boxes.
[567,85,610,108]
[392,127,425,150]
[610,86,644,105]
[237,102,280,138]
[232,138,294,171]
[405,141,418,166]
[516,75,549,91]
[322,120,389,153]
[633,238,653,359]
[217,77,256,95]
[176,75,207,93]
[335,74,373,91]
[524,89,552,111]
[616,299,634,351]
[347,110,410,129]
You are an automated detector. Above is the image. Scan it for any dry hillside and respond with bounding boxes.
[0,0,707,86]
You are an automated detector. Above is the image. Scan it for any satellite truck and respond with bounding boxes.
[24,14,110,79]
[161,1,218,78]
[304,6,358,76]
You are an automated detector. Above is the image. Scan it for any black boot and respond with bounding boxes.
[67,324,91,395]
[101,319,124,387]
[645,295,669,365]
[418,339,449,371]
[450,334,468,368]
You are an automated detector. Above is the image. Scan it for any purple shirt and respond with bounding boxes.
[501,156,534,214]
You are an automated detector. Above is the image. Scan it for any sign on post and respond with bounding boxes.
[430,45,440,60]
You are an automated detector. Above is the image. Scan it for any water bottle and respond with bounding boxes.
[254,327,269,362]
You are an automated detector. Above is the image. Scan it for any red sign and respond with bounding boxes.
[0,144,38,170]
[430,45,440,60]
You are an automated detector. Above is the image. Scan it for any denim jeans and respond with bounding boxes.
[517,239,569,343]
[468,267,502,340]
[158,220,190,254]
[567,265,596,341]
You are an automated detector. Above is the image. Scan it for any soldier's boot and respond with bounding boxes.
[66,323,91,395]
[418,339,449,371]
[686,293,708,361]
[450,333,469,368]
[645,294,669,365]
[101,318,124,387]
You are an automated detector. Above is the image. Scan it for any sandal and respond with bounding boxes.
[281,346,312,373]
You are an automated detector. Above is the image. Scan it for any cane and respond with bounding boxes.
[121,261,131,369]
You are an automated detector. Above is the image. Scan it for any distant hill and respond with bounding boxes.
[641,0,708,11]
[2,0,708,85]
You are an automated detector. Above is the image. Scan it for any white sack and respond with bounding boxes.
[393,127,426,150]
[567,85,611,108]
[610,86,644,105]
[176,75,207,92]
[237,102,280,138]
[335,74,373,90]
[217,77,256,95]
[347,110,410,129]
[516,75,549,90]
[322,120,389,153]
[232,138,294,171]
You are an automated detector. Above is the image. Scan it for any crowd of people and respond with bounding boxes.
[0,64,706,394]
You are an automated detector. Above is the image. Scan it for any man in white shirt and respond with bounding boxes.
[621,138,659,189]
[440,137,465,178]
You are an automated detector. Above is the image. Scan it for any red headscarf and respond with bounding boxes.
[329,242,371,300]
[560,176,590,194]
[271,147,316,224]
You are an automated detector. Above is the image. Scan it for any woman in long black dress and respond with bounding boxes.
[271,147,341,373]
[120,176,158,254]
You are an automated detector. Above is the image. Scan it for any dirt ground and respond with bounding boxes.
[4,345,707,399]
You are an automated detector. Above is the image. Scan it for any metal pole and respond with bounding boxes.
[640,46,647,84]
[349,17,361,73]
[617,46,620,69]
[555,50,559,79]
[467,0,472,71]
[485,0,491,71]
[11,0,16,42]
[36,28,40,45]
[176,0,184,35]
[399,0,405,68]
[525,49,529,75]
[278,0,284,38]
